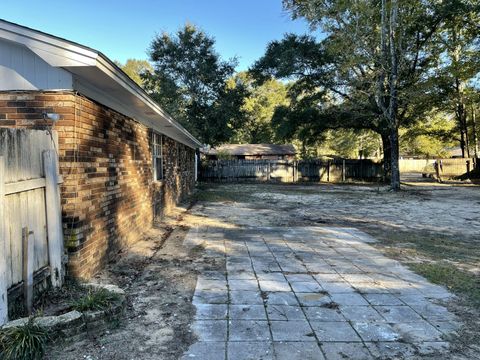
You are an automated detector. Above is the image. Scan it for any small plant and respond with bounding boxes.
[70,288,121,312]
[0,318,49,360]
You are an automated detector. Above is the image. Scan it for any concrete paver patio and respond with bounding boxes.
[182,226,460,359]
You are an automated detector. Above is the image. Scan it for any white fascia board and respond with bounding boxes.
[0,19,202,149]
[0,22,97,67]
[73,76,200,149]
[94,56,202,148]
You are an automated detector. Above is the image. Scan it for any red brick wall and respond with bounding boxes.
[0,91,196,279]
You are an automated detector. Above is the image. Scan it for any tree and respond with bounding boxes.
[115,59,153,87]
[433,0,480,157]
[143,24,247,145]
[318,129,382,159]
[230,72,289,144]
[250,34,392,175]
[400,113,457,158]
[255,0,462,190]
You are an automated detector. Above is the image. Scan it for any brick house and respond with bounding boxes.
[0,20,201,278]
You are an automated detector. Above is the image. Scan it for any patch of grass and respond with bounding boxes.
[364,227,480,313]
[410,262,480,308]
[0,318,49,360]
[369,229,480,266]
[70,288,121,312]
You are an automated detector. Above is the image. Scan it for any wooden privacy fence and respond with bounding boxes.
[200,158,477,184]
[199,159,384,183]
[0,129,64,326]
[399,158,476,177]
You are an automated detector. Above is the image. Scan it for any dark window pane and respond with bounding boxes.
[156,157,163,180]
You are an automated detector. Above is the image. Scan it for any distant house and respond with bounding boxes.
[204,144,297,160]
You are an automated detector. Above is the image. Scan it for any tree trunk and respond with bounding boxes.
[460,124,467,158]
[472,105,479,159]
[457,98,469,158]
[390,127,401,190]
[381,132,392,181]
[453,28,469,158]
[376,0,400,190]
[388,0,401,191]
[464,115,470,158]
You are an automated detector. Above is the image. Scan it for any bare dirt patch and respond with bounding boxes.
[46,204,222,360]
[194,182,480,358]
[46,182,480,359]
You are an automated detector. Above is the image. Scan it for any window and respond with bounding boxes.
[152,132,163,181]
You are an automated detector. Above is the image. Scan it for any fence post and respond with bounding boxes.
[0,156,8,325]
[342,160,346,182]
[293,161,296,182]
[22,227,34,314]
[43,150,64,288]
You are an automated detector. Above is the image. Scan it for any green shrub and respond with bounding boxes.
[70,288,121,312]
[0,318,49,360]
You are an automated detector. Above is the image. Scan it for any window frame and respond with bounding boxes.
[152,132,163,181]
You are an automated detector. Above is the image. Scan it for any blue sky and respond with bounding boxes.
[0,0,313,71]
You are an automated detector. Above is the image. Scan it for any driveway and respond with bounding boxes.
[182,221,460,359]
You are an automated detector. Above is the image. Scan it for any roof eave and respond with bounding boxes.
[94,55,202,148]
[0,19,202,149]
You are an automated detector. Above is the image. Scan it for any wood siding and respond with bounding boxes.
[0,38,73,91]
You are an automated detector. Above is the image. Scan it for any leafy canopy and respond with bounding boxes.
[143,24,246,145]
[230,72,289,144]
[115,59,153,87]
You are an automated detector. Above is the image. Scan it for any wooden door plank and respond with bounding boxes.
[43,150,64,287]
[0,156,8,325]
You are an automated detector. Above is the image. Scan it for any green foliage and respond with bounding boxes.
[143,24,247,145]
[115,59,153,87]
[230,73,289,143]
[431,0,480,156]
[0,319,49,360]
[70,288,121,312]
[215,150,233,160]
[400,113,457,157]
[290,129,381,160]
[319,130,382,159]
[249,0,479,188]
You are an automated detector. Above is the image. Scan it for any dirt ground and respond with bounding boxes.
[47,181,480,359]
[46,206,213,360]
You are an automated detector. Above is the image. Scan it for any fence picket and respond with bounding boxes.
[200,157,474,183]
[200,159,383,183]
[0,156,8,325]
[43,150,64,288]
[22,227,34,314]
[0,129,62,321]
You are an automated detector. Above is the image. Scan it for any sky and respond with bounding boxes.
[0,0,313,71]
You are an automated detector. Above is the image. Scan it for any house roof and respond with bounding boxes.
[205,144,297,156]
[0,19,202,149]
